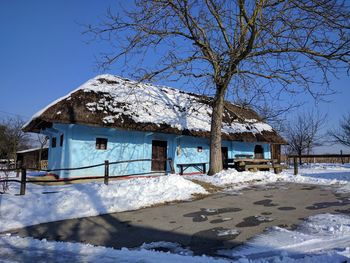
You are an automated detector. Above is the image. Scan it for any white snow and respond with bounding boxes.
[0,235,229,263]
[187,163,350,192]
[0,174,206,232]
[139,241,193,256]
[217,229,240,237]
[23,74,274,135]
[205,208,219,213]
[1,165,350,262]
[221,213,350,262]
[22,83,82,129]
[2,163,350,233]
[16,147,47,154]
[1,213,349,262]
[255,215,274,222]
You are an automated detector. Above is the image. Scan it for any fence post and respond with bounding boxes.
[20,166,26,195]
[340,150,344,165]
[16,161,21,177]
[104,160,109,185]
[168,158,175,174]
[293,157,298,176]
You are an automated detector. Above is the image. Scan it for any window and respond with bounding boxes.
[60,134,64,147]
[96,138,108,150]
[254,145,264,159]
[52,137,56,148]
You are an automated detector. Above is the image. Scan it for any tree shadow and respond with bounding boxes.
[4,211,243,257]
[0,178,240,260]
[1,179,350,262]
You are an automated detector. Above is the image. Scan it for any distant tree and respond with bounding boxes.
[37,134,49,169]
[0,125,7,159]
[285,112,326,164]
[329,113,350,148]
[87,0,350,174]
[0,117,31,162]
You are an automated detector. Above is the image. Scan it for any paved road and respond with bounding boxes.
[6,182,350,256]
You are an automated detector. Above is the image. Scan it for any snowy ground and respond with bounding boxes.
[223,213,350,262]
[0,235,228,263]
[1,164,350,262]
[187,163,350,193]
[0,213,349,263]
[1,164,350,232]
[0,174,206,232]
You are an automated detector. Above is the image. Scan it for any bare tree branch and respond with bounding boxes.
[329,113,350,147]
[85,0,350,174]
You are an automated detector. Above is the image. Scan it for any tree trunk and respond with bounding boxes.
[208,86,226,175]
[298,150,302,165]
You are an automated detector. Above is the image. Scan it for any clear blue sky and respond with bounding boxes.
[0,1,349,153]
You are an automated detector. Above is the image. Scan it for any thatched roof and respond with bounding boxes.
[23,75,286,144]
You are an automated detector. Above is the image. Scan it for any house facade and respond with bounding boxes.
[23,75,285,178]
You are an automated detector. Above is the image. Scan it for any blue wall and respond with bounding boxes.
[43,123,271,178]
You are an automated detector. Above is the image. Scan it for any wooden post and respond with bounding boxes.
[16,160,21,177]
[293,157,298,176]
[202,163,206,174]
[104,160,109,185]
[168,158,175,174]
[20,167,26,195]
[340,150,344,165]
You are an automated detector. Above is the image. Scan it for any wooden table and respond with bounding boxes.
[231,158,282,174]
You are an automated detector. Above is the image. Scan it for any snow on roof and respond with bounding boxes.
[82,75,272,134]
[23,74,285,143]
[16,147,48,154]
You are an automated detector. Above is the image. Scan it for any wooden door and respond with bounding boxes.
[151,140,167,171]
[221,147,228,169]
[254,145,264,159]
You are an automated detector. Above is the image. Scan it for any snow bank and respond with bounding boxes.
[0,175,206,232]
[0,235,229,263]
[188,164,350,192]
[223,213,350,262]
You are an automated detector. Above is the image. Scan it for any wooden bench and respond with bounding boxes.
[177,163,207,175]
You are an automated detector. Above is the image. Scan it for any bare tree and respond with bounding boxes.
[285,112,326,164]
[0,125,7,160]
[37,134,49,169]
[0,117,31,192]
[329,113,350,147]
[86,0,350,174]
[0,117,31,163]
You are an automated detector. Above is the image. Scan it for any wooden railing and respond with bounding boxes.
[0,158,175,195]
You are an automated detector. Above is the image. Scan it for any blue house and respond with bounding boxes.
[23,75,285,178]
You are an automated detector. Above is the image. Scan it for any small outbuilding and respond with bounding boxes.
[23,75,285,178]
[16,147,48,170]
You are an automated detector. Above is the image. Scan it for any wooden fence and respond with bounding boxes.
[0,158,175,195]
[286,154,350,165]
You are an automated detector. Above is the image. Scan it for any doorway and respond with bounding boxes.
[254,145,264,159]
[221,147,228,169]
[151,140,167,171]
